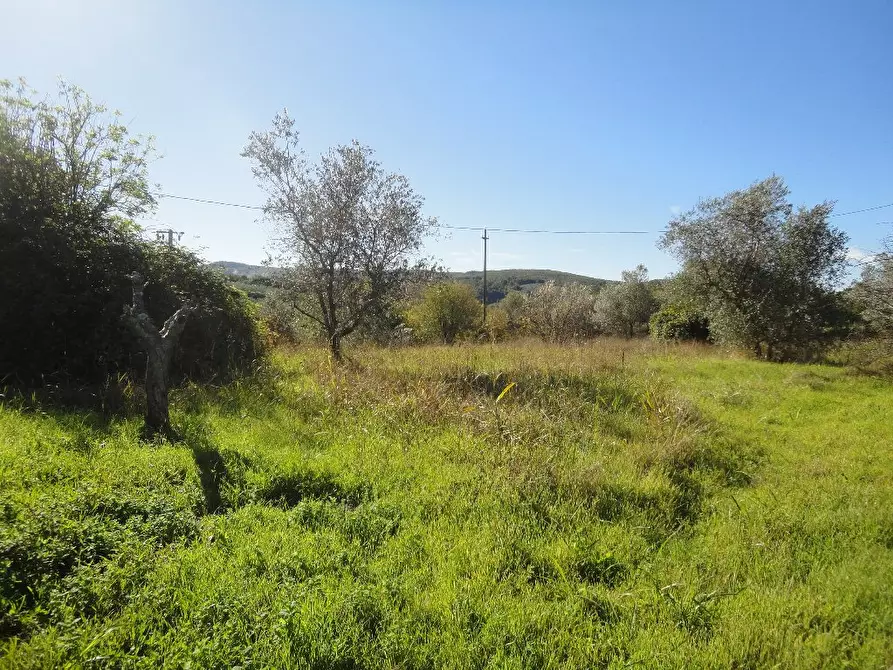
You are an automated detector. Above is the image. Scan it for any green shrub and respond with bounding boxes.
[405,282,481,344]
[0,223,266,394]
[484,304,510,341]
[0,79,266,400]
[650,304,710,342]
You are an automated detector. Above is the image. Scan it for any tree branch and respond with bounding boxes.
[289,298,326,328]
[122,272,159,344]
[128,272,150,315]
[160,303,195,340]
[160,303,196,357]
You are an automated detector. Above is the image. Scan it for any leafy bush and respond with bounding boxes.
[0,219,265,392]
[849,242,893,337]
[524,281,598,342]
[650,305,711,342]
[499,291,528,336]
[405,282,481,344]
[258,289,305,345]
[0,79,265,399]
[484,305,510,342]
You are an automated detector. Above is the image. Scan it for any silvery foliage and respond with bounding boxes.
[243,111,438,358]
[659,176,847,359]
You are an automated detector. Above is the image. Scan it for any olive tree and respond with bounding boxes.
[243,111,437,360]
[122,273,194,436]
[594,265,658,337]
[500,291,528,335]
[853,238,893,333]
[659,176,848,360]
[525,281,597,342]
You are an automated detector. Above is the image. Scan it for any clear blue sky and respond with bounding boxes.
[3,0,892,279]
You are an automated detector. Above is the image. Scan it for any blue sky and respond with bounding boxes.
[3,0,892,279]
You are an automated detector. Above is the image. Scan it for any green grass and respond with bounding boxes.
[1,340,892,668]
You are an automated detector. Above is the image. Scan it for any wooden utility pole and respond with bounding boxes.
[482,228,489,326]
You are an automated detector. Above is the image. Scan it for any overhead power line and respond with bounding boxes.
[832,203,893,217]
[152,192,656,235]
[153,192,264,210]
[152,190,893,232]
[444,225,651,234]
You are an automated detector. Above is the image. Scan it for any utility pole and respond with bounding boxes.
[482,227,489,326]
[156,229,184,247]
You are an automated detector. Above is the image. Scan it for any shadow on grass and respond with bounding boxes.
[177,416,369,515]
[192,446,229,514]
[439,367,643,412]
[176,417,238,515]
[174,373,284,421]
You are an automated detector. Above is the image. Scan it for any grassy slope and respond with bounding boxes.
[1,342,891,668]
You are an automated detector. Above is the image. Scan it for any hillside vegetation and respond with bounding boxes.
[448,269,612,302]
[2,341,891,668]
[209,261,282,279]
[211,261,613,304]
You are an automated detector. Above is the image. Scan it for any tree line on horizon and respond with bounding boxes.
[3,79,893,432]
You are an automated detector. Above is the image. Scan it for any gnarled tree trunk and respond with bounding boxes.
[122,273,195,437]
[329,332,343,362]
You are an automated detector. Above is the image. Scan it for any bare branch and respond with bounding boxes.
[160,303,195,340]
[291,301,326,328]
[128,272,150,316]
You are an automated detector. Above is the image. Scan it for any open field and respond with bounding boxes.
[2,340,892,668]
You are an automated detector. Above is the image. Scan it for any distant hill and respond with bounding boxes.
[209,261,280,279]
[208,262,279,301]
[449,268,612,303]
[211,262,612,304]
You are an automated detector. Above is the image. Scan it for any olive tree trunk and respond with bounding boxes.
[122,273,195,437]
[329,332,343,362]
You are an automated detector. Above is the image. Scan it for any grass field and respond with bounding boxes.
[1,340,892,668]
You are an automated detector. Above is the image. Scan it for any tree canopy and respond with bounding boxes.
[524,281,598,342]
[405,282,481,344]
[851,239,893,335]
[242,111,438,360]
[594,265,658,337]
[659,176,848,360]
